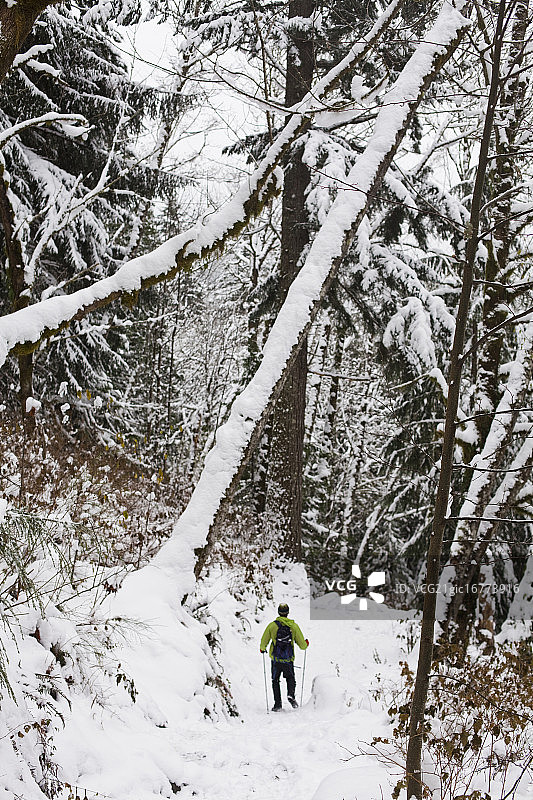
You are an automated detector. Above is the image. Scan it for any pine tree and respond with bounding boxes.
[0,1,185,423]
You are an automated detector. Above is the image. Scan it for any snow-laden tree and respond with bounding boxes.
[406,2,533,794]
[328,0,533,640]
[0,1,185,421]
[162,0,454,566]
[439,0,533,640]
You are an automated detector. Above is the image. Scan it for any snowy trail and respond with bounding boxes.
[23,564,406,800]
[170,568,406,800]
[35,563,532,800]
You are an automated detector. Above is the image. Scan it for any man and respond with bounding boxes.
[260,602,309,711]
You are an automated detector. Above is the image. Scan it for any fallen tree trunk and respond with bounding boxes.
[135,0,468,586]
[0,0,404,367]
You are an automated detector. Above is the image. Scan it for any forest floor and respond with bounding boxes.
[5,558,532,800]
[165,565,408,800]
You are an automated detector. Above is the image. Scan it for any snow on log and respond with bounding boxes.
[0,0,404,367]
[117,0,470,604]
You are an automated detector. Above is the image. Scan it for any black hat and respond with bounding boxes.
[278,603,289,616]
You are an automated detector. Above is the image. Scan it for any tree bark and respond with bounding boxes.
[0,1,57,85]
[405,3,506,797]
[266,0,315,561]
[0,0,60,422]
[0,161,35,421]
[475,0,529,444]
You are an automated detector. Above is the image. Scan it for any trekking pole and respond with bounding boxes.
[262,652,269,713]
[300,649,307,707]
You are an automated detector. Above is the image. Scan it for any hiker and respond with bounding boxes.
[260,603,309,711]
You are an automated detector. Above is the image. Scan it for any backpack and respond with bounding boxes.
[273,621,294,662]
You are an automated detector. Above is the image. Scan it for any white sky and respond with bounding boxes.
[120,18,268,214]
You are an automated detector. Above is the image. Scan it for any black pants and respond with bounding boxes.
[271,660,296,706]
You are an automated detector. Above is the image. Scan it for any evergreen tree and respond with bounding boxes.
[0,1,185,421]
[345,0,533,634]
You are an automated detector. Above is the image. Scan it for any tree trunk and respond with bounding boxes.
[443,0,531,644]
[475,0,529,444]
[405,3,506,797]
[18,353,35,421]
[0,161,35,422]
[266,0,315,560]
[0,1,57,85]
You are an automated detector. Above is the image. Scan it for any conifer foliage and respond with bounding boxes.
[0,1,184,414]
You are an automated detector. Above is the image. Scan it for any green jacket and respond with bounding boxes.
[260,616,308,662]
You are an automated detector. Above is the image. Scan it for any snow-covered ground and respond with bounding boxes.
[3,562,532,800]
[0,563,409,800]
[192,565,404,800]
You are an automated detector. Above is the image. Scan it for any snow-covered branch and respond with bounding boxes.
[116,0,469,602]
[0,112,88,149]
[449,320,533,558]
[24,107,127,286]
[477,430,533,537]
[0,0,405,365]
[437,321,533,619]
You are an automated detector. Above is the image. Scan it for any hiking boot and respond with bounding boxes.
[272,704,282,712]
[288,697,298,708]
